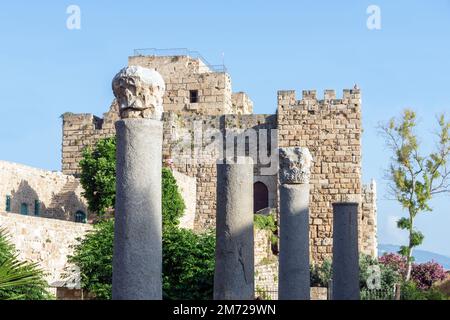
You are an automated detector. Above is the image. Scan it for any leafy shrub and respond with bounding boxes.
[379,253,446,290]
[359,254,401,293]
[0,229,52,300]
[79,137,116,215]
[310,259,332,287]
[254,213,276,232]
[68,220,114,300]
[411,261,447,290]
[162,168,185,229]
[162,227,215,300]
[401,281,447,300]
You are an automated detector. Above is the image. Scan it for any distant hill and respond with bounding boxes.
[378,244,450,270]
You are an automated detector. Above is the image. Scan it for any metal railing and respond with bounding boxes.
[132,48,227,73]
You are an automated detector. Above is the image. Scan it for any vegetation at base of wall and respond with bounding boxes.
[309,254,401,293]
[310,259,332,288]
[67,220,114,300]
[254,212,278,252]
[162,227,215,300]
[72,146,216,299]
[401,281,448,300]
[0,229,53,300]
[254,213,276,232]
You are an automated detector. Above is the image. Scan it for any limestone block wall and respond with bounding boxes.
[162,113,278,230]
[277,89,365,263]
[61,102,119,176]
[0,161,89,222]
[129,55,233,115]
[0,212,92,287]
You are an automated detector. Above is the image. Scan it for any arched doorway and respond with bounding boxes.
[253,182,269,213]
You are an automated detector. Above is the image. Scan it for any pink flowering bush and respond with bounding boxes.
[379,253,447,290]
[411,261,447,290]
[379,253,407,277]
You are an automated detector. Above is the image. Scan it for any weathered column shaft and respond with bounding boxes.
[214,159,254,300]
[279,184,310,300]
[112,119,163,300]
[332,202,360,300]
[278,147,312,300]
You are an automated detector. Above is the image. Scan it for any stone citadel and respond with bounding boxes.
[61,49,378,263]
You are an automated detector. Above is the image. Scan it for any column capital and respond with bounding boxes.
[279,147,313,185]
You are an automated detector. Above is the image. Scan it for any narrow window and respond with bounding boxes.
[75,211,87,224]
[189,90,199,103]
[34,200,40,216]
[20,203,28,215]
[5,196,11,212]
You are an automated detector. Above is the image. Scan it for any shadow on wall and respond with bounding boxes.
[10,180,42,216]
[8,180,89,223]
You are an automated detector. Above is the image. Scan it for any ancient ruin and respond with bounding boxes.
[278,147,312,300]
[112,67,165,300]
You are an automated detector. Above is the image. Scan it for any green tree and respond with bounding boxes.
[0,229,52,300]
[79,137,116,214]
[380,110,450,280]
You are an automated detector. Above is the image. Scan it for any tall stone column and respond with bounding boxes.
[111,66,165,300]
[332,202,360,300]
[278,147,313,300]
[214,157,254,300]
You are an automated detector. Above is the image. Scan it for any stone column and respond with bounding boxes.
[111,66,165,300]
[332,202,360,300]
[214,157,254,300]
[278,147,313,300]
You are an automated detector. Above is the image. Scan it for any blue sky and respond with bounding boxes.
[0,1,449,255]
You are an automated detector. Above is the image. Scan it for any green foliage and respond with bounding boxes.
[254,213,277,232]
[79,137,116,214]
[381,110,450,279]
[310,259,332,287]
[162,227,215,300]
[359,254,402,293]
[162,168,186,229]
[401,281,448,300]
[67,219,114,300]
[0,229,52,300]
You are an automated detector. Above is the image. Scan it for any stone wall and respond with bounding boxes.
[0,161,89,222]
[0,211,92,287]
[277,89,369,263]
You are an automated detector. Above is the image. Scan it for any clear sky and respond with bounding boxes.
[0,1,449,255]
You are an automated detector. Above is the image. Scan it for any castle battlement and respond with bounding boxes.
[277,88,361,110]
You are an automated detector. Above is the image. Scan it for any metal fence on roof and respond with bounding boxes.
[133,48,227,73]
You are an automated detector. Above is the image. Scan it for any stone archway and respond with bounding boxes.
[253,182,269,213]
